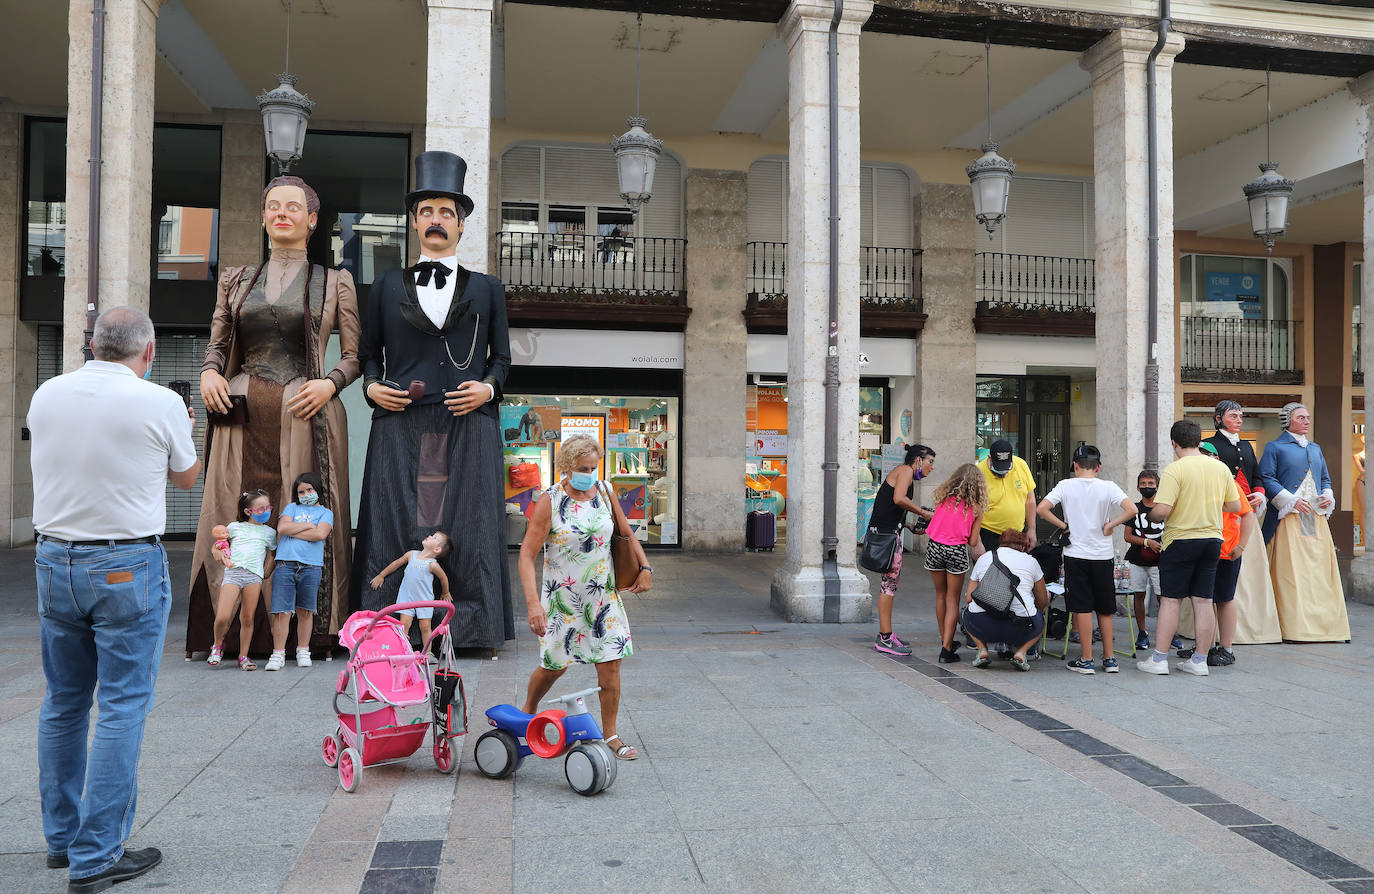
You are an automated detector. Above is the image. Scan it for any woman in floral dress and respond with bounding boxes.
[517,435,651,760]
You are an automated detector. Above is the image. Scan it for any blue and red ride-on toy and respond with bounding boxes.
[473,686,617,795]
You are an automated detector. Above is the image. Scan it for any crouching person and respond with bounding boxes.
[962,530,1048,671]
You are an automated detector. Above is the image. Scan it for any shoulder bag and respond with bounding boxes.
[859,525,901,574]
[971,549,1029,621]
[598,482,640,591]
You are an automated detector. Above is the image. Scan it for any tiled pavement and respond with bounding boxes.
[0,542,1372,893]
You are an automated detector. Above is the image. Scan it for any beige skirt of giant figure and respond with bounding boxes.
[186,176,362,662]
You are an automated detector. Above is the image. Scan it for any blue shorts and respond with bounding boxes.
[270,560,321,613]
[1159,538,1222,599]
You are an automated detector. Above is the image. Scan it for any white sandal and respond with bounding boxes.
[605,734,638,760]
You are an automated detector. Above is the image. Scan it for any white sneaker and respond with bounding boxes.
[1137,657,1169,675]
[265,651,286,672]
[1175,658,1209,676]
[296,648,312,668]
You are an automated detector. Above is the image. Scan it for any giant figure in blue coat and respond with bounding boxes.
[1257,402,1349,642]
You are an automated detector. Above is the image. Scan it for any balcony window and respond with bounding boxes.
[151,124,221,282]
[24,118,67,278]
[290,131,409,285]
[1180,253,1290,321]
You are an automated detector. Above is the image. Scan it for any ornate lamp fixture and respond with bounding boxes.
[610,12,663,214]
[967,37,1015,239]
[258,0,315,175]
[1243,65,1294,253]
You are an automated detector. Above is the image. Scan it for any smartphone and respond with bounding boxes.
[407,380,426,402]
[168,380,192,408]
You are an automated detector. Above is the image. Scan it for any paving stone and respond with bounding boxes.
[1192,803,1271,827]
[1154,785,1229,805]
[1230,824,1374,880]
[360,866,438,894]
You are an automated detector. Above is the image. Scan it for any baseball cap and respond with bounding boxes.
[1198,441,1219,457]
[1072,444,1101,464]
[988,439,1014,475]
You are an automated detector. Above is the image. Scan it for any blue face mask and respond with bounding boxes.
[142,365,152,381]
[568,471,598,492]
[250,509,271,524]
[298,492,319,506]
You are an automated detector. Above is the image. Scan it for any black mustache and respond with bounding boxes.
[425,225,448,239]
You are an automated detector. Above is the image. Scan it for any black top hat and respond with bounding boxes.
[405,151,475,217]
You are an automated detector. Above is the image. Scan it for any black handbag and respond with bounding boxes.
[859,526,901,574]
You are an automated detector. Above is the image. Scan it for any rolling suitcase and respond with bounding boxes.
[746,509,776,551]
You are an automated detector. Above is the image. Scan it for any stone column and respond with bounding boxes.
[0,111,35,546]
[425,0,492,273]
[63,0,163,371]
[913,183,976,497]
[682,169,748,552]
[1081,29,1183,484]
[1346,73,1374,605]
[217,111,267,267]
[770,0,874,623]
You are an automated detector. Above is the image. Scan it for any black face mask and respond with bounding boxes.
[1139,487,1157,499]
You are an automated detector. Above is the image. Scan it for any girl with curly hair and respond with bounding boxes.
[923,463,988,663]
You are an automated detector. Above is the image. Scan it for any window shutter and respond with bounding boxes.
[861,165,874,245]
[871,166,912,248]
[1002,177,1090,258]
[747,159,788,243]
[640,152,683,238]
[499,145,541,201]
[543,146,622,207]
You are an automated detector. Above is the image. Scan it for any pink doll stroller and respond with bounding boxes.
[321,601,467,792]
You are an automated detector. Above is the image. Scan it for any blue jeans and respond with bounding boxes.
[36,538,171,880]
[270,561,321,614]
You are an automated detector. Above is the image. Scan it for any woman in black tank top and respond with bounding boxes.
[869,444,936,656]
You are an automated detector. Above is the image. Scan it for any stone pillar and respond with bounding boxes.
[913,183,976,497]
[0,111,35,546]
[63,0,162,371]
[770,0,874,623]
[1081,29,1183,484]
[1346,73,1374,605]
[682,169,748,552]
[425,0,492,273]
[217,111,267,267]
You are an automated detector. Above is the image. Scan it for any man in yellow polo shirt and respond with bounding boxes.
[977,439,1037,552]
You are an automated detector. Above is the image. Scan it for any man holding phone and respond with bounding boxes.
[29,307,200,891]
[353,151,514,649]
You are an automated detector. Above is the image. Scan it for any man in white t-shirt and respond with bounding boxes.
[29,307,200,892]
[1036,445,1136,675]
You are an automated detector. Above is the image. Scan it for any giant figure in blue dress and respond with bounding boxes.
[1258,402,1349,641]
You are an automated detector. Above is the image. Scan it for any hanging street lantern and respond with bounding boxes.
[610,12,663,214]
[1243,67,1293,253]
[967,142,1015,239]
[612,116,662,213]
[258,0,313,175]
[967,38,1014,239]
[258,73,314,175]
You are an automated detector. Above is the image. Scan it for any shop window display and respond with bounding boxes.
[501,395,679,546]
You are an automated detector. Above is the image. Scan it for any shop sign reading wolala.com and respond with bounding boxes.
[510,328,685,369]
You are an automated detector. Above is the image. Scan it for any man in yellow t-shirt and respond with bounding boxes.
[977,439,1037,552]
[1138,420,1241,679]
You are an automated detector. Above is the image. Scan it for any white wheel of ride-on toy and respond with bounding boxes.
[564,741,611,795]
[474,729,519,779]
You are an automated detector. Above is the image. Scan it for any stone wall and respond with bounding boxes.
[682,169,748,552]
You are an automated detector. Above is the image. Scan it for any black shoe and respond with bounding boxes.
[47,853,68,869]
[1176,647,1194,660]
[69,847,162,893]
[1207,646,1236,667]
[938,647,961,664]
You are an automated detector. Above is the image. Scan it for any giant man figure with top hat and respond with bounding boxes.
[352,151,515,647]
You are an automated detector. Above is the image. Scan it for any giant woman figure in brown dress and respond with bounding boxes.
[186,176,360,657]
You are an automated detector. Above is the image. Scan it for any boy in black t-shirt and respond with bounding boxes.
[1123,469,1168,650]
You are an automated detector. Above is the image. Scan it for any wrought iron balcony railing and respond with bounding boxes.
[745,242,923,311]
[975,252,1095,310]
[497,231,686,304]
[1181,316,1300,384]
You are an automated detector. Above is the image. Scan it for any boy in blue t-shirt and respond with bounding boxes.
[266,472,334,671]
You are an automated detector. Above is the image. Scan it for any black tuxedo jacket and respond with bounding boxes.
[359,263,511,420]
[1205,430,1261,493]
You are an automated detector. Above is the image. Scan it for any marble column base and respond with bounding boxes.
[770,563,873,623]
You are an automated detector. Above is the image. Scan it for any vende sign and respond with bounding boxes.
[510,328,684,369]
